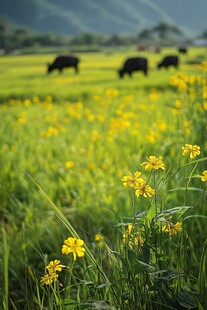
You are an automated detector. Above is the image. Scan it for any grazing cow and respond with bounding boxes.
[178,47,187,54]
[157,55,179,69]
[148,46,161,53]
[118,57,148,78]
[137,44,148,51]
[47,55,79,74]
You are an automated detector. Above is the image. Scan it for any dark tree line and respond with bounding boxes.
[0,16,206,53]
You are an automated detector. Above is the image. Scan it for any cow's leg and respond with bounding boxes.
[75,65,78,73]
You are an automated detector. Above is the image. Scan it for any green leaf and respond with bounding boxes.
[198,239,207,293]
[184,215,207,221]
[177,291,198,309]
[96,282,111,289]
[136,260,155,272]
[63,299,79,310]
[169,187,203,192]
[151,269,184,282]
[142,245,150,264]
[156,206,192,218]
[147,204,156,221]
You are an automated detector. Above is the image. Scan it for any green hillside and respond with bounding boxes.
[0,0,206,36]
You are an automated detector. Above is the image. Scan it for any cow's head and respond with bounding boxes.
[47,63,52,73]
[118,69,123,78]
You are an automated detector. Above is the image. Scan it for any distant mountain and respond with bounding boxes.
[0,0,206,36]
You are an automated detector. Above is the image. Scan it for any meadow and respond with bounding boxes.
[0,46,207,310]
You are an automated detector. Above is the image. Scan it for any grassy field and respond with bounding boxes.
[0,46,207,309]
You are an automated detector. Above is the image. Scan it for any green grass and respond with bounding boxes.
[0,47,207,309]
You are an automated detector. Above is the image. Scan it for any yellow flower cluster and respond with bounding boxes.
[122,156,166,198]
[40,125,65,138]
[40,260,65,285]
[40,237,85,286]
[122,171,155,198]
[108,117,131,138]
[198,61,207,72]
[105,88,119,97]
[145,130,159,143]
[17,112,27,125]
[123,224,144,250]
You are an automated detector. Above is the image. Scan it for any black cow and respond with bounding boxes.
[118,57,148,78]
[178,47,187,54]
[47,56,79,74]
[158,55,179,69]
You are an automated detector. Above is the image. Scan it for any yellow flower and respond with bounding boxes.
[24,99,31,106]
[149,89,159,101]
[134,178,155,198]
[123,225,144,249]
[123,224,133,239]
[156,120,167,131]
[65,161,75,169]
[141,156,165,171]
[134,234,144,247]
[201,170,207,182]
[62,237,85,261]
[95,234,104,242]
[46,260,65,274]
[40,273,57,285]
[162,218,182,236]
[145,130,159,143]
[182,144,201,159]
[175,99,182,108]
[121,171,142,188]
[87,162,94,170]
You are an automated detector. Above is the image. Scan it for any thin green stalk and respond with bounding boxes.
[2,228,10,310]
[198,239,207,303]
[35,282,45,310]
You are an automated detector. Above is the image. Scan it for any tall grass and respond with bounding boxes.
[0,48,207,309]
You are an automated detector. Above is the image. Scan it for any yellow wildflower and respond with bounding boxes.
[65,161,75,169]
[175,100,182,108]
[156,120,167,131]
[134,178,155,198]
[46,260,65,274]
[95,234,104,242]
[162,218,182,236]
[201,170,207,182]
[62,237,85,261]
[182,144,201,159]
[123,224,133,239]
[134,234,144,247]
[141,156,165,171]
[40,273,56,285]
[24,99,31,106]
[145,130,159,143]
[87,162,94,170]
[121,171,142,188]
[123,225,144,249]
[149,89,159,101]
